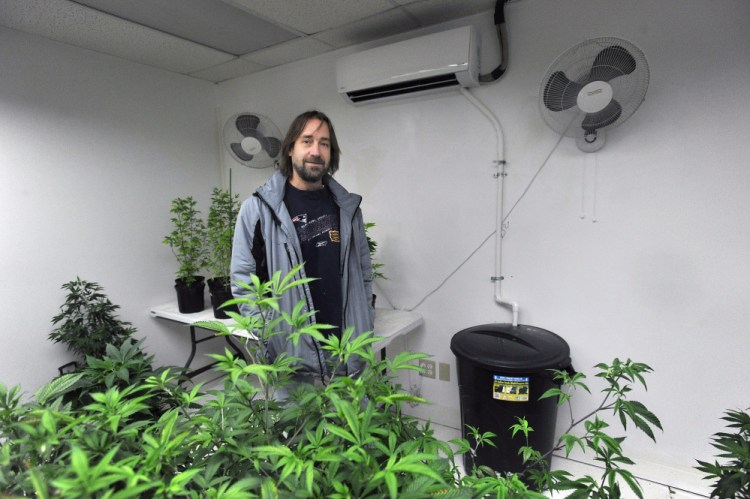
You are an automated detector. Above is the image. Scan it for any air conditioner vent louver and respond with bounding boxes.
[347,73,461,103]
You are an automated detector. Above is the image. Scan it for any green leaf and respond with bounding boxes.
[560,433,585,456]
[388,351,430,373]
[70,445,90,475]
[28,468,50,499]
[193,320,231,335]
[35,372,86,403]
[41,409,57,434]
[376,393,428,406]
[539,387,569,406]
[325,424,358,445]
[169,468,202,487]
[619,400,663,441]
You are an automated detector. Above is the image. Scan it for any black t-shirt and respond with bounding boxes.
[284,182,342,337]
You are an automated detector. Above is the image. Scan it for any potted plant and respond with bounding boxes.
[48,277,135,366]
[205,187,240,318]
[163,196,208,313]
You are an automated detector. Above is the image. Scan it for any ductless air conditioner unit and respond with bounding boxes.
[336,25,480,105]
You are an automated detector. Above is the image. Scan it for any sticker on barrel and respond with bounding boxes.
[492,375,529,402]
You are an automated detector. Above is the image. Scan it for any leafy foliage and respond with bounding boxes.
[517,359,663,498]
[48,277,136,361]
[205,187,240,281]
[13,269,684,497]
[163,196,208,284]
[3,267,546,497]
[365,222,386,281]
[696,408,750,498]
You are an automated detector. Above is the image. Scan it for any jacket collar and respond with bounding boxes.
[256,170,361,217]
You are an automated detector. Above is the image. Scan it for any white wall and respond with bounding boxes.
[217,0,750,493]
[1,0,748,494]
[0,27,220,390]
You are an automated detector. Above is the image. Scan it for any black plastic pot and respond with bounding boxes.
[175,276,205,313]
[207,277,239,319]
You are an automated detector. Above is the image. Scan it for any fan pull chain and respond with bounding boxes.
[591,153,599,223]
[580,153,600,222]
[580,156,587,220]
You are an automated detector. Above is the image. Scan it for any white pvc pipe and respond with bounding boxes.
[459,87,520,326]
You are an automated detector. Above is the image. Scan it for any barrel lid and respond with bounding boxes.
[450,323,570,373]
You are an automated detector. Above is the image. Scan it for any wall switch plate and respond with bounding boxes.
[419,359,436,379]
[439,362,450,382]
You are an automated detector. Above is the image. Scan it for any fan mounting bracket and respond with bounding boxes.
[576,130,606,153]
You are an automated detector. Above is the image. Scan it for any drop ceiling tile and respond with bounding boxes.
[224,0,396,34]
[189,58,267,83]
[71,0,297,55]
[242,36,334,67]
[0,0,234,74]
[312,9,419,49]
[405,0,496,25]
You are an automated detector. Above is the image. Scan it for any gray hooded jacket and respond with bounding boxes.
[230,170,374,379]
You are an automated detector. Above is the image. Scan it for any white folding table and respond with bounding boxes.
[150,303,423,378]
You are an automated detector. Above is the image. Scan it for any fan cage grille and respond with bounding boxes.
[539,37,649,138]
[223,112,283,169]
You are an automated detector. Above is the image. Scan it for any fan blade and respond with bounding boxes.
[543,71,584,112]
[581,99,622,133]
[589,45,636,82]
[264,137,281,158]
[235,114,260,137]
[243,128,271,151]
[230,142,254,162]
[242,128,281,158]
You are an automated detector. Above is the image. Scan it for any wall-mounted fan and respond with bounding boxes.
[223,112,282,168]
[539,37,649,152]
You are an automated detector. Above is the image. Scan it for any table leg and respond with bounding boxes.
[225,335,245,360]
[184,326,247,379]
[184,326,198,372]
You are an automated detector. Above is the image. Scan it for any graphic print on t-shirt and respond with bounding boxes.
[291,213,339,248]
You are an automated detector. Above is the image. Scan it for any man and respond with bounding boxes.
[231,110,374,387]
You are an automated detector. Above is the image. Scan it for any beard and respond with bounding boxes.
[293,157,328,184]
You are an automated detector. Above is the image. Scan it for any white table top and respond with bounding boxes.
[150,302,423,351]
[370,307,423,351]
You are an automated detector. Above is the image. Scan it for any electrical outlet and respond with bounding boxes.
[419,359,436,379]
[438,362,450,382]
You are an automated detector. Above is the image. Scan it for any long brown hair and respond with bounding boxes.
[279,110,341,177]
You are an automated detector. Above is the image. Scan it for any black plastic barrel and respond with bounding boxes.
[450,323,572,474]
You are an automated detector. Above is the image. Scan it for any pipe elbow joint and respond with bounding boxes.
[495,294,520,327]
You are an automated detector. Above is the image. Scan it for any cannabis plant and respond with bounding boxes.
[2,267,542,497]
[4,268,664,497]
[697,408,750,498]
[48,277,135,361]
[192,266,504,497]
[163,196,208,286]
[365,221,386,281]
[205,187,240,283]
[512,359,663,498]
